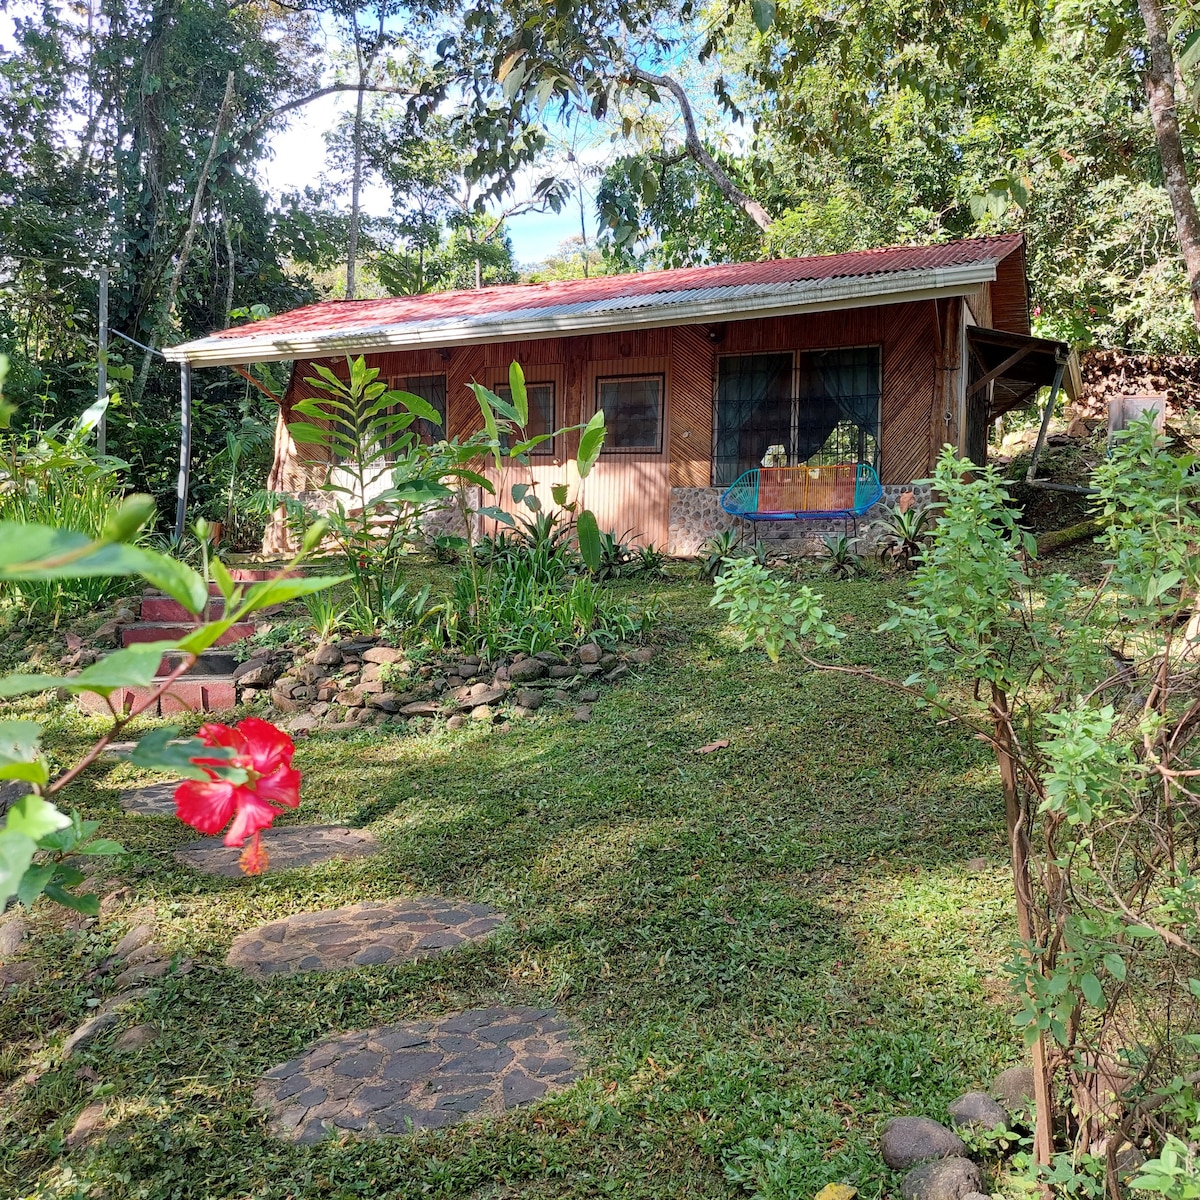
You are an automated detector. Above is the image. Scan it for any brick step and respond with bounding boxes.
[155,649,240,679]
[78,676,237,718]
[140,595,228,622]
[121,621,256,648]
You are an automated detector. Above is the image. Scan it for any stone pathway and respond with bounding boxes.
[175,825,378,877]
[118,781,178,816]
[227,899,505,978]
[258,1006,579,1144]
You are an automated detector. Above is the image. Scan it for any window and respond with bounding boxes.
[713,348,880,485]
[596,374,664,452]
[391,373,447,451]
[497,381,556,454]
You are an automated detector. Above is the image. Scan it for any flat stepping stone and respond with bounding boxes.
[175,825,377,877]
[118,781,179,816]
[257,1006,579,1144]
[227,899,506,978]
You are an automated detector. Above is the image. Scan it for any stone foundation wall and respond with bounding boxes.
[667,482,932,557]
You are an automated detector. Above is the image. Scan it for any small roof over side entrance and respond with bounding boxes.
[967,325,1082,417]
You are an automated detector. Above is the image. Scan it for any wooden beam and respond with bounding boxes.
[967,343,1038,396]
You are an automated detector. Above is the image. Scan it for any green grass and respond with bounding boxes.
[0,569,1025,1199]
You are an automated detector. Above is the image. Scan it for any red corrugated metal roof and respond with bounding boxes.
[209,235,1025,342]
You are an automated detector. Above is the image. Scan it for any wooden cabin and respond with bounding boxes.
[165,234,1080,554]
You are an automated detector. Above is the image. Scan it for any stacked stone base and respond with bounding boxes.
[667,483,932,557]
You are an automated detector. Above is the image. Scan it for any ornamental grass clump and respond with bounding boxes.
[713,416,1200,1199]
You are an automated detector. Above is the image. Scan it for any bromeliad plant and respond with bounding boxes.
[712,418,1200,1198]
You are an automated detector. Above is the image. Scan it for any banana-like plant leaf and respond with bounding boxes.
[577,411,606,478]
[509,361,529,428]
[577,509,602,572]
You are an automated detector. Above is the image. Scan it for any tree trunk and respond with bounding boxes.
[346,75,365,299]
[1137,0,1200,332]
[992,685,1055,1177]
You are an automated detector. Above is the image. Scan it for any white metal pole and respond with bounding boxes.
[97,267,108,456]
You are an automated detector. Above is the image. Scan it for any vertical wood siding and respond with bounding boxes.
[272,300,967,551]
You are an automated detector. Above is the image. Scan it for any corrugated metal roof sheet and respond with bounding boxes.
[203,234,1025,344]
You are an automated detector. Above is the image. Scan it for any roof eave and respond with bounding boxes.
[164,261,1000,368]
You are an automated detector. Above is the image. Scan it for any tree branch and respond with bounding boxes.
[236,83,418,153]
[625,66,772,233]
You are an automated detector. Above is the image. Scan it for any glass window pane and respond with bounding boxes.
[395,374,447,446]
[796,348,880,468]
[714,354,792,485]
[497,382,555,452]
[597,375,662,451]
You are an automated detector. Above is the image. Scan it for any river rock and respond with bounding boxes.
[234,658,282,687]
[515,688,543,710]
[880,1117,968,1170]
[991,1066,1035,1116]
[577,643,602,664]
[509,658,547,683]
[899,1157,982,1200]
[313,643,342,666]
[948,1091,1007,1131]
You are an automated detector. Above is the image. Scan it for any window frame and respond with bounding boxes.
[594,371,666,455]
[711,345,883,485]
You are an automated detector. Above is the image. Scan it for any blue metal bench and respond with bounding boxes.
[720,462,884,536]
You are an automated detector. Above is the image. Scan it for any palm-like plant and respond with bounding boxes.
[874,502,936,569]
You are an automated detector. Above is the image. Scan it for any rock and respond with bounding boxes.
[579,664,603,678]
[271,689,299,713]
[880,1117,968,1170]
[535,650,566,665]
[578,688,599,703]
[515,688,543,710]
[599,652,617,667]
[94,619,121,646]
[113,924,154,960]
[357,679,385,694]
[552,689,570,704]
[991,1066,1035,1115]
[577,643,602,664]
[470,704,495,723]
[401,701,440,718]
[508,658,548,683]
[632,646,655,663]
[899,1158,981,1200]
[0,913,29,957]
[370,693,399,712]
[606,664,631,683]
[947,1091,1007,1131]
[548,665,575,679]
[99,887,133,916]
[65,1101,107,1148]
[285,713,320,736]
[460,686,505,709]
[234,658,282,687]
[494,665,510,682]
[360,648,403,667]
[313,644,343,666]
[113,1023,157,1053]
[310,701,330,718]
[572,706,592,723]
[446,715,465,730]
[114,605,135,624]
[62,1011,120,1057]
[335,691,363,708]
[0,961,38,989]
[462,654,481,667]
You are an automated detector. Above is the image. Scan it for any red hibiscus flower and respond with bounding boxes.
[173,717,301,875]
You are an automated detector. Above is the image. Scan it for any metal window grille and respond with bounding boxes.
[497,381,556,454]
[389,374,447,459]
[713,348,881,487]
[597,374,664,452]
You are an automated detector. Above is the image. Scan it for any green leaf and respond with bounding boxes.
[127,727,233,780]
[577,411,606,478]
[577,509,602,573]
[75,838,125,856]
[1180,28,1200,73]
[0,826,38,908]
[0,720,49,784]
[240,574,350,613]
[17,861,56,907]
[42,884,100,915]
[129,549,207,614]
[470,382,503,467]
[386,389,442,426]
[508,362,529,428]
[100,494,157,543]
[551,483,570,506]
[210,557,237,603]
[476,505,516,527]
[750,0,775,32]
[0,641,179,698]
[1080,972,1105,1007]
[4,794,70,841]
[1104,952,1127,982]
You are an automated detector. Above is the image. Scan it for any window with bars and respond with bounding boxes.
[597,374,664,452]
[713,347,881,486]
[391,374,447,450]
[497,381,556,454]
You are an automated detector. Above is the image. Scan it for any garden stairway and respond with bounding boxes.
[79,567,289,718]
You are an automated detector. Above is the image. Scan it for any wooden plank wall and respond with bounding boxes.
[269,300,953,546]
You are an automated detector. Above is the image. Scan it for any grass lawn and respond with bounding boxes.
[0,567,1025,1199]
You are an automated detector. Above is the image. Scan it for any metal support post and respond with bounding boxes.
[174,363,192,541]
